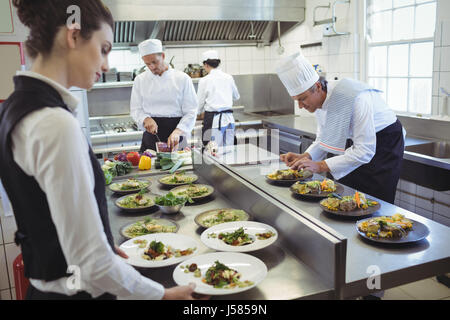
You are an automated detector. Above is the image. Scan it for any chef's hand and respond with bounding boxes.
[114,245,129,259]
[290,158,330,174]
[163,283,210,300]
[280,152,311,167]
[143,117,158,135]
[167,128,183,151]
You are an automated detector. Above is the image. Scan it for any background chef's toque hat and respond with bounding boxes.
[201,50,220,63]
[139,39,163,57]
[275,52,320,96]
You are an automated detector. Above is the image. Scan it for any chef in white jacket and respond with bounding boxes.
[276,53,405,204]
[130,39,198,151]
[197,50,240,147]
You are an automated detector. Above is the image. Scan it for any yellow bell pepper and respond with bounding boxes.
[138,155,152,170]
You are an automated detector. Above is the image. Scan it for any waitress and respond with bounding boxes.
[197,50,240,147]
[0,0,203,300]
[130,39,198,152]
[276,53,405,204]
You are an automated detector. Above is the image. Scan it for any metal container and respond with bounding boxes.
[156,203,185,214]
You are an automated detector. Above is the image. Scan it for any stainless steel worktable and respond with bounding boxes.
[106,171,334,300]
[230,163,450,298]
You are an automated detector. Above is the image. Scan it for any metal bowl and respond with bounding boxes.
[157,202,185,214]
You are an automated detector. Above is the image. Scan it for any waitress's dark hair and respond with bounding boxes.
[13,0,114,59]
[203,59,221,68]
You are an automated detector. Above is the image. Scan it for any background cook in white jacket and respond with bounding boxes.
[197,50,240,147]
[130,39,198,151]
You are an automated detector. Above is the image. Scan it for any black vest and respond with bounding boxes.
[0,76,115,282]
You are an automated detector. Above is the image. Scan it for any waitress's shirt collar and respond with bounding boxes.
[16,70,79,112]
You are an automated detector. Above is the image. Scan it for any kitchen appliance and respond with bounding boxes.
[103,0,306,48]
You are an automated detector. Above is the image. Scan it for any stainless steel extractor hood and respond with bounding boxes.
[103,0,306,47]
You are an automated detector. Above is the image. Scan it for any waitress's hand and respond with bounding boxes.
[143,117,158,135]
[163,283,210,300]
[167,128,183,151]
[114,245,129,259]
[291,158,330,174]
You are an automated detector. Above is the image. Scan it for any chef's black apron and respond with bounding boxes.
[336,119,404,204]
[0,76,116,300]
[140,117,183,152]
[202,110,233,146]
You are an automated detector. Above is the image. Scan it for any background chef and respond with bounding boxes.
[276,53,405,204]
[130,39,198,151]
[197,50,240,147]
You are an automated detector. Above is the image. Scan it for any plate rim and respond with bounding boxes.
[158,173,199,186]
[355,216,431,244]
[290,182,344,198]
[169,183,215,199]
[194,208,251,228]
[119,217,180,239]
[172,251,268,295]
[319,198,381,217]
[266,170,313,183]
[200,221,278,252]
[114,193,156,212]
[119,233,200,268]
[109,179,151,194]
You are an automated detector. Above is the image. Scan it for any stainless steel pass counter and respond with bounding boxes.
[228,162,450,299]
[107,167,335,300]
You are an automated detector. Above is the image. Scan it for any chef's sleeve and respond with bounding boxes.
[197,78,207,114]
[324,92,377,180]
[130,78,148,131]
[177,77,199,134]
[231,76,240,101]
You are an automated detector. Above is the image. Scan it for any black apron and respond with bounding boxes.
[202,110,233,146]
[336,120,404,204]
[140,117,183,152]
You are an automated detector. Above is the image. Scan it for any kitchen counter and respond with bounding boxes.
[229,162,450,299]
[263,116,450,170]
[106,169,334,300]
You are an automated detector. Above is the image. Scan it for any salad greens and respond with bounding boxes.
[155,192,193,206]
[217,227,254,246]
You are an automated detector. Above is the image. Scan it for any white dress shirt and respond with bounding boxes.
[197,68,240,129]
[305,80,399,180]
[10,71,165,299]
[130,67,198,135]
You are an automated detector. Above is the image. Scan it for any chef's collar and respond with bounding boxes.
[16,70,79,112]
[149,65,172,78]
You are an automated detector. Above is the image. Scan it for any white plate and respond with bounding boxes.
[119,233,199,268]
[200,221,278,252]
[173,252,267,295]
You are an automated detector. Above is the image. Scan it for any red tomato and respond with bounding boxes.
[126,152,140,166]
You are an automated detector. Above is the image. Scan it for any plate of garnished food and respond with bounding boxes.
[194,208,250,228]
[109,178,151,194]
[320,191,381,217]
[114,189,156,213]
[158,171,198,186]
[173,252,267,295]
[201,221,277,252]
[356,214,430,244]
[290,179,344,199]
[170,184,214,201]
[120,217,179,239]
[266,169,313,186]
[119,233,199,268]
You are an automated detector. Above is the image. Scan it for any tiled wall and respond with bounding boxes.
[0,200,19,300]
[395,179,450,227]
[432,0,450,116]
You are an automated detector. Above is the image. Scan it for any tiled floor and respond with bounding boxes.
[383,277,450,300]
